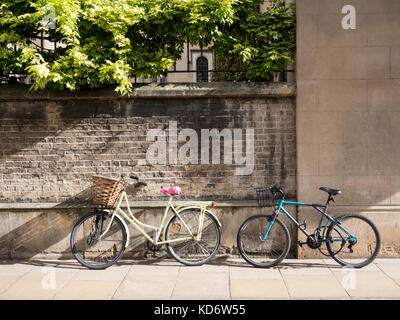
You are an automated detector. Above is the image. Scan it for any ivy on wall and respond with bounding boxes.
[0,0,295,94]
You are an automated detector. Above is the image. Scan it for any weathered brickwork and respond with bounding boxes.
[0,84,296,259]
[0,94,296,204]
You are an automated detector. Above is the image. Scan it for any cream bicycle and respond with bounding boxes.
[70,174,222,269]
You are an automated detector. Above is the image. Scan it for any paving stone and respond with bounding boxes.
[0,276,20,295]
[328,262,380,272]
[0,262,33,275]
[279,266,332,276]
[229,266,282,280]
[172,274,229,299]
[283,274,349,298]
[230,279,288,299]
[127,265,179,280]
[179,264,229,276]
[113,278,176,299]
[332,271,400,298]
[54,280,120,300]
[375,258,400,264]
[0,270,76,300]
[72,264,131,281]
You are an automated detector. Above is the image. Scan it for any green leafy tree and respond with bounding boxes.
[214,0,296,81]
[0,0,295,93]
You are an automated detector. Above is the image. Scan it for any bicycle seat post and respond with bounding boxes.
[326,194,331,206]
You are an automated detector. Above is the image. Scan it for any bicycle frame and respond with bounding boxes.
[98,191,213,248]
[263,199,357,243]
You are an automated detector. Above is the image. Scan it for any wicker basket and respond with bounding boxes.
[254,188,270,208]
[92,175,127,208]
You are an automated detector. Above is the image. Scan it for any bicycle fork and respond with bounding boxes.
[261,210,280,241]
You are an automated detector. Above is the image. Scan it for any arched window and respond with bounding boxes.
[196,56,208,82]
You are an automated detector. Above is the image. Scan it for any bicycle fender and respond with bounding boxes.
[176,206,222,227]
[113,212,130,249]
[161,206,222,241]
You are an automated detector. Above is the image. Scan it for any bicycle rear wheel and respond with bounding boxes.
[165,208,221,266]
[70,212,127,269]
[326,214,381,268]
[237,215,290,268]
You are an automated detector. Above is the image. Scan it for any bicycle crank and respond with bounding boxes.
[146,240,163,252]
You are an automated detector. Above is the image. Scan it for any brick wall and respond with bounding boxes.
[0,83,297,259]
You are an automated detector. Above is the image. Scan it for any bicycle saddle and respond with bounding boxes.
[160,186,182,195]
[319,187,341,195]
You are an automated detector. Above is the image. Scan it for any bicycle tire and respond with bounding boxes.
[70,212,127,270]
[165,208,221,266]
[326,214,381,268]
[237,214,290,268]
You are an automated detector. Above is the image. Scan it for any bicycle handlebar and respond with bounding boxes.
[269,183,285,198]
[121,173,147,188]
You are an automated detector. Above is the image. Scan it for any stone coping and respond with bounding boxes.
[0,82,296,100]
[0,201,399,211]
[0,200,258,210]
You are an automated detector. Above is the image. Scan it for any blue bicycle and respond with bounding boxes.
[237,184,381,268]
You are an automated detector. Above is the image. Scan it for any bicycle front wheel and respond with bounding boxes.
[70,212,127,269]
[165,208,221,266]
[326,214,381,268]
[237,215,290,268]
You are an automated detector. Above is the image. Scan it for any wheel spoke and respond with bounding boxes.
[238,215,290,268]
[166,209,221,265]
[327,215,380,268]
[71,213,126,269]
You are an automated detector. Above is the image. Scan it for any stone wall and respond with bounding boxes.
[0,83,297,259]
[296,0,400,257]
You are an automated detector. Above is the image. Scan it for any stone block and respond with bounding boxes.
[297,14,318,48]
[296,80,318,111]
[349,0,391,13]
[282,274,348,298]
[342,47,390,79]
[331,271,400,298]
[390,0,400,12]
[297,111,343,144]
[318,0,342,13]
[297,175,343,204]
[54,280,120,300]
[318,144,344,176]
[342,176,391,205]
[343,111,369,145]
[367,143,392,176]
[318,14,368,47]
[390,176,400,205]
[296,0,319,15]
[230,279,288,299]
[319,80,367,111]
[367,13,400,46]
[391,46,400,78]
[296,48,318,80]
[316,48,343,79]
[297,143,319,176]
[343,143,368,176]
[368,80,400,111]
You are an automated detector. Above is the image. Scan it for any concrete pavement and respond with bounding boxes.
[0,257,400,300]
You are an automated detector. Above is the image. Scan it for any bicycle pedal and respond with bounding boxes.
[297,241,307,247]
